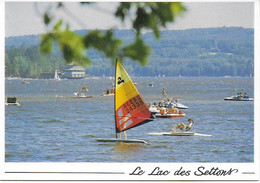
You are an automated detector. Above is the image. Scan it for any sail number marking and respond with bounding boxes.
[117,77,124,85]
[123,95,144,113]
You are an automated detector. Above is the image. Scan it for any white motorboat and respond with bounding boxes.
[149,106,185,119]
[171,100,188,109]
[224,95,253,101]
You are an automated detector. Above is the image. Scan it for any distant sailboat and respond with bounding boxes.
[97,58,153,144]
[54,70,61,81]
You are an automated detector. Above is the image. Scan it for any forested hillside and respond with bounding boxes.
[5,27,254,78]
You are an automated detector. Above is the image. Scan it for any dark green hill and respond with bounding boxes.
[5,27,254,78]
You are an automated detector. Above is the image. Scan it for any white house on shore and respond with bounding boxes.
[62,65,85,79]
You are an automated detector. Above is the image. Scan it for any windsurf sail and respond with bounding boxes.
[114,59,153,134]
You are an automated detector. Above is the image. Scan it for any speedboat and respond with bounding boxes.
[171,100,188,109]
[224,95,253,101]
[149,106,185,119]
[161,99,188,109]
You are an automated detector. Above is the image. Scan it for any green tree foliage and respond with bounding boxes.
[5,46,66,78]
[40,2,186,66]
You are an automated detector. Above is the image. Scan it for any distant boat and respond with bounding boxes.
[171,99,188,109]
[54,70,61,81]
[5,96,20,106]
[148,98,186,118]
[73,94,93,98]
[73,86,93,98]
[6,76,21,80]
[149,119,212,137]
[101,93,115,97]
[101,83,115,96]
[21,79,30,84]
[148,82,154,87]
[224,94,253,101]
[97,58,153,144]
[149,106,185,119]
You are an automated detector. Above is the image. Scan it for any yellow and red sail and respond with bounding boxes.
[115,59,152,133]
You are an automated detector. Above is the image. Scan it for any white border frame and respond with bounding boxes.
[1,0,259,181]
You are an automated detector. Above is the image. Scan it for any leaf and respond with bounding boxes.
[40,34,53,54]
[43,13,51,25]
[82,29,121,59]
[123,37,151,65]
[40,2,186,66]
[115,2,131,21]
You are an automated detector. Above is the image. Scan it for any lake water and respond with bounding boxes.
[5,77,254,162]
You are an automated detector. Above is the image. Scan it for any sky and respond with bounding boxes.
[3,1,256,37]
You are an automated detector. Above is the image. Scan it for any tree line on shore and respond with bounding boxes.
[5,27,254,78]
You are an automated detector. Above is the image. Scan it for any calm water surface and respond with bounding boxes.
[5,77,254,162]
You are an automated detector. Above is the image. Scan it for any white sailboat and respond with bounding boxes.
[54,70,61,81]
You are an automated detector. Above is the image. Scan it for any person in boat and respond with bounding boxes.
[105,88,109,94]
[167,102,174,109]
[162,88,167,98]
[158,102,163,108]
[173,106,179,114]
[172,118,194,132]
[76,91,81,97]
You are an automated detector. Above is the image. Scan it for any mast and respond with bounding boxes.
[114,58,118,139]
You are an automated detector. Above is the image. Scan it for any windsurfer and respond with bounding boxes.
[118,131,127,139]
[118,116,128,139]
[172,118,194,132]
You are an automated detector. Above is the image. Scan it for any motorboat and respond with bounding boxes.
[149,106,185,119]
[224,95,253,101]
[150,98,188,110]
[171,100,188,109]
[73,92,93,98]
[73,86,93,98]
[6,96,20,106]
